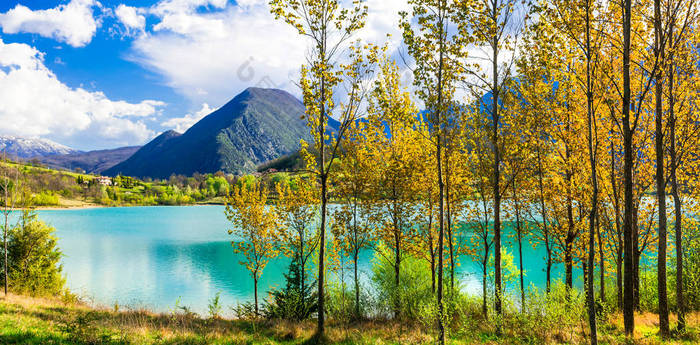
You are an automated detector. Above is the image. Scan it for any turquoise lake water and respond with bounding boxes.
[31,206,580,315]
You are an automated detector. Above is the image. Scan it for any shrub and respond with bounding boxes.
[670,219,700,312]
[208,292,223,319]
[3,210,66,296]
[519,281,586,343]
[31,191,60,206]
[370,243,433,319]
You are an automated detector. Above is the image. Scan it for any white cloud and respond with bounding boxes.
[0,38,165,149]
[360,0,411,49]
[126,0,410,107]
[115,4,145,33]
[161,103,215,133]
[0,0,100,47]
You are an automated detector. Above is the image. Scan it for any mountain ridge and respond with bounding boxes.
[0,135,78,159]
[104,87,312,178]
[36,146,142,174]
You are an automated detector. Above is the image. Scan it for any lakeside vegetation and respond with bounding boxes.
[0,159,298,208]
[2,0,700,344]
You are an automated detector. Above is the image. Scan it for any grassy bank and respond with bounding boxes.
[1,294,699,344]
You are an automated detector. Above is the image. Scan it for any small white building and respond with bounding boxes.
[96,176,112,186]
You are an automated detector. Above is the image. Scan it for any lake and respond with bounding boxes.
[32,206,580,316]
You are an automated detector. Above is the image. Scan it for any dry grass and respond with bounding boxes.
[0,293,698,344]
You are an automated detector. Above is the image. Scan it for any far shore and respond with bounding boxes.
[6,202,228,211]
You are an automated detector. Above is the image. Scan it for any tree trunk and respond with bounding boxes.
[566,139,574,291]
[446,146,454,292]
[622,0,635,335]
[3,211,7,296]
[492,5,503,328]
[317,42,328,334]
[516,205,524,312]
[654,0,669,335]
[436,6,447,343]
[254,275,259,316]
[394,225,401,318]
[669,48,685,331]
[597,214,605,303]
[547,251,552,293]
[610,129,623,311]
[354,250,360,319]
[317,172,327,334]
[616,252,623,310]
[431,256,436,295]
[585,5,598,341]
[537,147,552,293]
[300,235,305,307]
[482,259,488,318]
[633,207,640,311]
[565,240,573,290]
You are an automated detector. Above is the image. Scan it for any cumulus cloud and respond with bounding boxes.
[126,0,410,107]
[0,0,100,47]
[0,39,165,149]
[115,4,146,33]
[161,103,215,133]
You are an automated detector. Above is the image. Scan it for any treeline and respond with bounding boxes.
[0,159,298,207]
[228,0,700,344]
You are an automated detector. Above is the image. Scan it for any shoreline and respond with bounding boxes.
[47,203,227,210]
[9,203,227,211]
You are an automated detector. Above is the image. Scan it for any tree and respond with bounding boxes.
[265,253,318,320]
[0,157,19,296]
[333,121,377,319]
[653,0,669,335]
[661,0,700,331]
[544,0,605,341]
[226,181,279,316]
[275,176,320,309]
[515,24,558,293]
[463,112,494,317]
[363,56,419,318]
[269,0,372,335]
[400,0,463,341]
[457,0,525,325]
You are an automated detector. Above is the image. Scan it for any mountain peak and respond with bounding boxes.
[0,135,78,159]
[104,87,311,178]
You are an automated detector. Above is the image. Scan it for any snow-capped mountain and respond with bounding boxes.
[0,135,78,159]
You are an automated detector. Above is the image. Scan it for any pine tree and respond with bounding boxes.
[265,253,318,320]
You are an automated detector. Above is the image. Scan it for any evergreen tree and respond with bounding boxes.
[264,254,318,321]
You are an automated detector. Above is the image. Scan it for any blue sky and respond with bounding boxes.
[0,0,410,150]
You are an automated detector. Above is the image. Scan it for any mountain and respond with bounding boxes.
[104,87,312,178]
[36,146,142,174]
[0,135,78,159]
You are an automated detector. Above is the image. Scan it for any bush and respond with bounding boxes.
[371,243,433,319]
[31,191,60,206]
[517,281,586,343]
[208,292,223,319]
[670,219,700,312]
[3,210,66,296]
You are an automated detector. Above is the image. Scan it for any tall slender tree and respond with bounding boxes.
[269,0,371,335]
[653,0,670,335]
[401,0,463,341]
[457,0,524,324]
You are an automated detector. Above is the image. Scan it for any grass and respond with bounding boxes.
[1,294,699,344]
